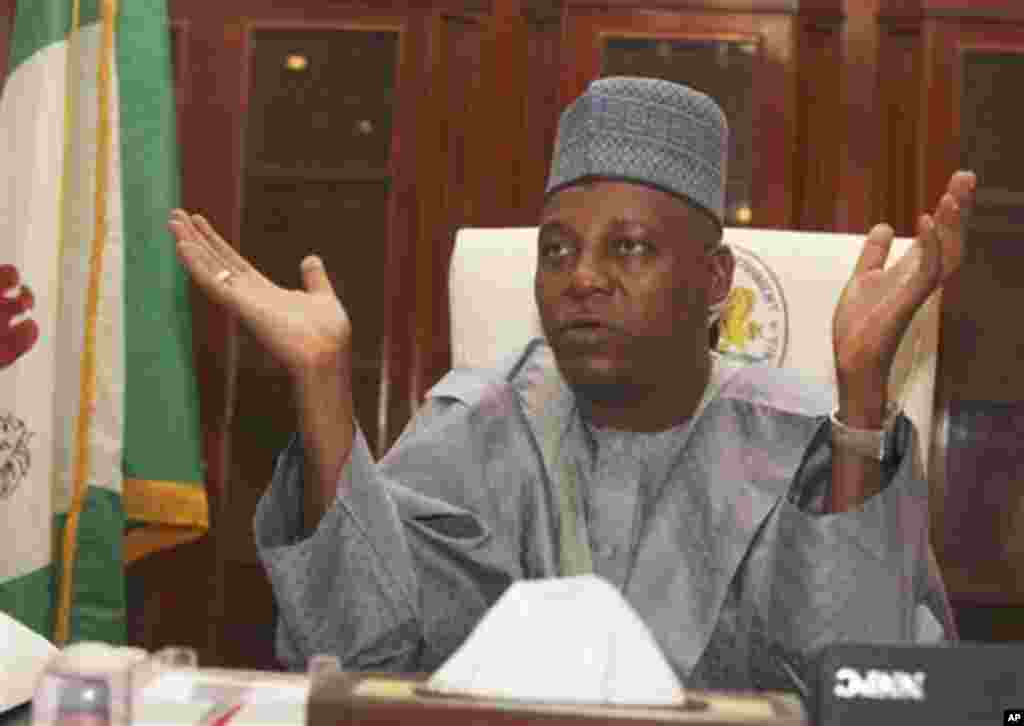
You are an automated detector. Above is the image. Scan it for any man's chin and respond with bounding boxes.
[554,358,639,405]
[567,380,639,407]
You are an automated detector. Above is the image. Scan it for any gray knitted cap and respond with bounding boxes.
[545,76,728,227]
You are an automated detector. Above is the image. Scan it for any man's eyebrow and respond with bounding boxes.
[606,216,660,235]
[537,221,573,237]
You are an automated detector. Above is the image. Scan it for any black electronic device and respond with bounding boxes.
[816,642,1024,726]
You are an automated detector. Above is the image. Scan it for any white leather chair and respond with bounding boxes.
[449,226,943,477]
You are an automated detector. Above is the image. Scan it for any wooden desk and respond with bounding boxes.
[308,672,806,726]
[3,670,806,726]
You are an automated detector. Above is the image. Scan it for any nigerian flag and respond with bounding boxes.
[0,0,207,645]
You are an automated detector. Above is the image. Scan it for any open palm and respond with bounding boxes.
[833,171,975,390]
[168,209,351,378]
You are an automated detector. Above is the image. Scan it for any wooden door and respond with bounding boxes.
[413,3,563,396]
[559,1,843,232]
[119,0,431,669]
[930,19,1024,640]
[879,1,1024,640]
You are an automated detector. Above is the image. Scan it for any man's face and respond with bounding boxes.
[535,180,729,401]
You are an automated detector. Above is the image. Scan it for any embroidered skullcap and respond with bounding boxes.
[545,76,728,228]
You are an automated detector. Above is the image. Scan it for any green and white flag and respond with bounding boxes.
[0,0,207,646]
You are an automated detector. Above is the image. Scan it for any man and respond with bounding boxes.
[168,77,974,691]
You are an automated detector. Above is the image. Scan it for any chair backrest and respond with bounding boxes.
[449,226,941,474]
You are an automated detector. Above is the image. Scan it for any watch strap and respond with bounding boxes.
[829,402,899,462]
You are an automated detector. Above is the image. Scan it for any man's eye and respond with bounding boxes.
[614,239,653,257]
[540,241,573,262]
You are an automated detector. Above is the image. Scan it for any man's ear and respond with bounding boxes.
[709,245,735,306]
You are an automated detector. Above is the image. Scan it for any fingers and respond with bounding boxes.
[902,213,947,301]
[931,193,965,280]
[190,213,259,279]
[167,208,204,250]
[168,209,236,270]
[169,209,265,304]
[853,223,895,277]
[930,169,976,282]
[300,256,336,297]
[947,170,977,210]
[172,230,240,306]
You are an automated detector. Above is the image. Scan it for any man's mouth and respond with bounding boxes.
[557,319,619,345]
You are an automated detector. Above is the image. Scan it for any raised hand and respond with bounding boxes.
[0,265,39,369]
[169,209,356,527]
[168,209,351,379]
[832,170,976,423]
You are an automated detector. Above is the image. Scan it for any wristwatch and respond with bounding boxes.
[829,402,899,462]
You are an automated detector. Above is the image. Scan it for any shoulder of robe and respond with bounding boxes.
[425,338,554,409]
[717,359,835,419]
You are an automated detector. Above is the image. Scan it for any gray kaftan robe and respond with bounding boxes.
[254,339,954,695]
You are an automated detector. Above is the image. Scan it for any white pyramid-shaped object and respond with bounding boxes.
[425,575,685,706]
[0,610,57,712]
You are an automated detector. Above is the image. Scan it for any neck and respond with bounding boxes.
[575,353,713,432]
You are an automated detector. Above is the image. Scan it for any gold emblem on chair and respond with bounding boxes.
[714,244,788,367]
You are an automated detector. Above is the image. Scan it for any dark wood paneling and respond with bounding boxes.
[933,31,1024,614]
[380,9,431,450]
[246,30,397,176]
[564,0,834,10]
[126,536,218,657]
[472,0,534,226]
[874,17,923,237]
[241,26,399,456]
[832,0,879,233]
[416,10,487,397]
[874,11,1024,633]
[881,0,1024,21]
[0,0,13,85]
[224,17,409,670]
[137,1,430,670]
[127,6,224,668]
[939,400,1024,606]
[415,3,559,400]
[216,562,279,668]
[954,602,1024,642]
[793,18,842,231]
[522,13,562,220]
[601,36,759,226]
[560,7,799,229]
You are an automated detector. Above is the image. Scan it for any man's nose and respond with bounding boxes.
[567,248,612,297]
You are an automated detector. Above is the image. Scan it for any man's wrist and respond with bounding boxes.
[830,401,899,462]
[835,375,888,428]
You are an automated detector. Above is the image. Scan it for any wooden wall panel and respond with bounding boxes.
[560,7,800,229]
[833,0,881,233]
[0,0,12,85]
[416,10,486,396]
[521,10,562,221]
[875,16,923,237]
[879,0,1024,639]
[128,0,249,667]
[227,12,417,669]
[930,28,1024,621]
[793,15,843,231]
[471,0,533,226]
[413,1,560,400]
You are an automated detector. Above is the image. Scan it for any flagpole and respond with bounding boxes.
[55,0,118,647]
